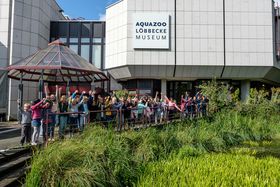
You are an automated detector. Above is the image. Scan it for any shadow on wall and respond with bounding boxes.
[0,41,8,121]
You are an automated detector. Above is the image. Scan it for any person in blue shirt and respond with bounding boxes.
[78,92,89,132]
[69,96,84,137]
[137,99,148,124]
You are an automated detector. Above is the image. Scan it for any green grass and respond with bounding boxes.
[25,109,280,187]
[136,154,280,187]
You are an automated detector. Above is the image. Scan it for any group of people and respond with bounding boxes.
[18,86,209,146]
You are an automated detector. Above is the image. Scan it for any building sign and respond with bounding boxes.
[133,13,170,49]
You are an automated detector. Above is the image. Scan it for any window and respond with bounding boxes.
[93,23,103,38]
[58,22,68,37]
[81,45,90,61]
[81,38,90,43]
[69,38,78,43]
[92,45,102,69]
[69,45,78,54]
[139,80,152,89]
[81,23,91,43]
[59,37,67,43]
[81,23,90,36]
[93,38,102,43]
[50,22,58,39]
[70,23,79,37]
[127,80,137,89]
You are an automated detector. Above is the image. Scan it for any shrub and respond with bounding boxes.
[26,109,280,187]
[198,79,236,114]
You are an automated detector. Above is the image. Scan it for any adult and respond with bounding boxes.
[58,95,68,139]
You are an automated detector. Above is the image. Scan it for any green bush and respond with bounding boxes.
[137,154,280,187]
[26,109,280,187]
[235,88,280,118]
[199,79,234,114]
[26,81,280,187]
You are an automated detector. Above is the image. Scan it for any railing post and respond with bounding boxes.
[45,111,49,147]
[119,109,122,131]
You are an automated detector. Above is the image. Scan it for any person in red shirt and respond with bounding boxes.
[31,98,45,145]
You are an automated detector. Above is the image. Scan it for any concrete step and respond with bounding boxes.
[0,148,31,166]
[0,153,31,178]
[0,166,30,187]
[0,152,31,187]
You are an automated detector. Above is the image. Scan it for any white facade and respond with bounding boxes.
[106,0,280,84]
[0,0,64,119]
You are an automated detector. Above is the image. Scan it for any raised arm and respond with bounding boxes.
[154,91,159,102]
[181,95,187,103]
[77,98,84,108]
[174,104,181,111]
[164,95,170,103]
[80,91,86,101]
[44,84,50,97]
[31,99,44,110]
[71,91,77,99]
[55,85,59,101]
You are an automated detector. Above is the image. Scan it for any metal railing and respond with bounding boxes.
[44,105,208,145]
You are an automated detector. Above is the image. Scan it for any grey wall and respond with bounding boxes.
[4,0,65,119]
[0,0,11,114]
[106,0,279,83]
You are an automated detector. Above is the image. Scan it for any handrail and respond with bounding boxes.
[43,104,208,146]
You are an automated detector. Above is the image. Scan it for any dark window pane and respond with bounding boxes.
[70,23,79,37]
[93,23,103,38]
[50,22,58,38]
[127,80,137,89]
[58,22,68,37]
[81,23,90,37]
[81,45,90,61]
[92,45,102,69]
[139,80,152,89]
[69,45,78,54]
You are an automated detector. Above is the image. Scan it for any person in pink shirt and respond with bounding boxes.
[164,96,181,121]
[180,95,187,118]
[31,98,45,145]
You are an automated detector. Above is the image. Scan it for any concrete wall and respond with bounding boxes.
[5,0,65,119]
[105,0,279,83]
[225,0,273,67]
[106,0,128,69]
[0,0,11,113]
[106,0,176,79]
[0,0,10,69]
[175,0,224,78]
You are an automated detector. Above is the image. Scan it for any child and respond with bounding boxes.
[18,101,32,146]
[69,98,83,137]
[79,95,89,132]
[31,98,45,145]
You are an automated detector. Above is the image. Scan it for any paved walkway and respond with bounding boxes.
[0,122,21,150]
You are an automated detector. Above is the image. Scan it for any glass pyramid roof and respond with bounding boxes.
[7,40,108,83]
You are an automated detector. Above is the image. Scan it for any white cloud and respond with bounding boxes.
[99,13,106,21]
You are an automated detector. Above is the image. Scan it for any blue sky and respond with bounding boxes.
[56,0,118,20]
[56,0,280,20]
